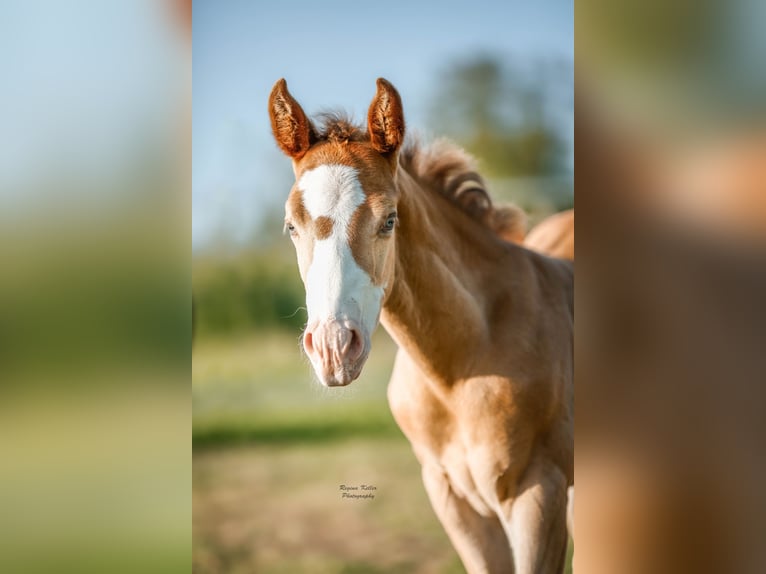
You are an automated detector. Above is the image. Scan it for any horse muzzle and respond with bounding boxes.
[303,318,369,387]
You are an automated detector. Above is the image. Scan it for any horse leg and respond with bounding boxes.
[421,463,513,574]
[567,486,575,573]
[499,457,569,574]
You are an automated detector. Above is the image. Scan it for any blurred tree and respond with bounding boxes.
[429,54,571,178]
[193,248,306,336]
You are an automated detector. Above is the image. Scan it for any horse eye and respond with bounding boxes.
[284,222,296,236]
[380,213,397,234]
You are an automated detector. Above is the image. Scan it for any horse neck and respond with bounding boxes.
[380,166,533,384]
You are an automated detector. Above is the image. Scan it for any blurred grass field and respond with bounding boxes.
[193,330,463,573]
[193,330,400,446]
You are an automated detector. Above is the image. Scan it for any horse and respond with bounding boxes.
[267,77,574,573]
[439,168,576,558]
[524,210,574,261]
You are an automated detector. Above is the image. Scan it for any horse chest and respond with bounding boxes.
[387,353,512,516]
[390,387,493,511]
[387,357,453,457]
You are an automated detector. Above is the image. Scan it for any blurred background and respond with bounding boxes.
[192,1,572,572]
[0,1,190,573]
[576,1,766,573]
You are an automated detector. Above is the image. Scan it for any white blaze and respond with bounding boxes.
[298,164,384,333]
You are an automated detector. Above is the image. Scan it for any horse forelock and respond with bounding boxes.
[314,111,367,144]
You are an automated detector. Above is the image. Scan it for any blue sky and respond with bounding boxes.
[193,0,573,248]
[0,0,185,201]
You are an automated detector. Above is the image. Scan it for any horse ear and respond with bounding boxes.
[268,79,316,159]
[367,78,405,157]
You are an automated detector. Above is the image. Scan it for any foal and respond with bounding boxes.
[524,209,575,261]
[268,78,574,573]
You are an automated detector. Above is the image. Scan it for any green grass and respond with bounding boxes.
[193,406,403,448]
[193,330,399,447]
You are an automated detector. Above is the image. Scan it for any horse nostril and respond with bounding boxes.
[347,327,364,361]
[303,330,315,356]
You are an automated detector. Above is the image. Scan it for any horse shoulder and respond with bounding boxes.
[387,348,454,465]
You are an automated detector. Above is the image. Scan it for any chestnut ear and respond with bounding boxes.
[367,78,405,156]
[268,79,316,159]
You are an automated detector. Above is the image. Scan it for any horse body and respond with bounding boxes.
[268,78,574,574]
[383,171,573,572]
[524,209,575,261]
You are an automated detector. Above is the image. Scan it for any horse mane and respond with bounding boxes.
[313,115,526,239]
[400,137,527,240]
